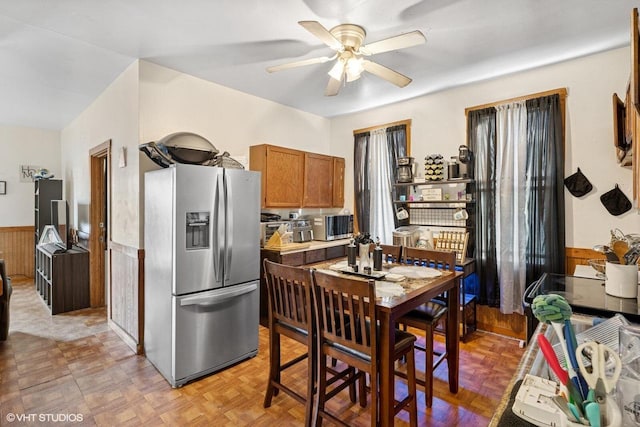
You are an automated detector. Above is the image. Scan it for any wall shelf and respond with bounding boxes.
[393,200,474,205]
[393,178,474,187]
[36,245,89,314]
[34,179,62,278]
[394,179,476,259]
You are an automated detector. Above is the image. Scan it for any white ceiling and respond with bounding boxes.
[0,0,637,130]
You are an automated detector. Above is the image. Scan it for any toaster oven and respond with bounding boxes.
[312,214,353,241]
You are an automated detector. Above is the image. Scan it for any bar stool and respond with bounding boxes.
[0,259,12,341]
[311,270,418,427]
[398,247,455,408]
[263,260,358,426]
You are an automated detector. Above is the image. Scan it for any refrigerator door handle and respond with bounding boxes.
[180,283,257,307]
[213,174,222,283]
[224,172,233,283]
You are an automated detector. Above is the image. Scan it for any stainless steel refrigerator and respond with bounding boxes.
[144,163,260,387]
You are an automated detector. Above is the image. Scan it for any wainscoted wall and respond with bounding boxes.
[477,306,527,341]
[0,237,601,346]
[565,247,605,275]
[109,240,144,354]
[476,247,604,341]
[0,226,35,276]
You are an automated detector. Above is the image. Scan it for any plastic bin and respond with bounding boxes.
[393,226,421,247]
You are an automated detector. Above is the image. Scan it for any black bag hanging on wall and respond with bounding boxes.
[564,167,592,197]
[600,184,632,216]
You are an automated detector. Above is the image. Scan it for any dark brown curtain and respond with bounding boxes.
[386,125,407,229]
[468,107,499,306]
[354,131,371,233]
[525,94,565,282]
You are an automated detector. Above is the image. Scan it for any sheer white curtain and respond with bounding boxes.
[496,102,528,314]
[368,129,395,244]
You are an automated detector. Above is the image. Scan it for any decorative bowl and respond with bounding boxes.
[587,259,606,275]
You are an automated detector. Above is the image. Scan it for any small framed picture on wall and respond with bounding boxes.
[0,181,5,195]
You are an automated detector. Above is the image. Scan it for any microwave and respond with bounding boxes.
[260,221,291,246]
[312,214,353,241]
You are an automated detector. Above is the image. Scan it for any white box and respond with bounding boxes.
[421,188,442,201]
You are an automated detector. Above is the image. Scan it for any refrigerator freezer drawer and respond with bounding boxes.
[172,282,259,386]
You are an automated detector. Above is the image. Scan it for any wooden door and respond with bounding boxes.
[303,152,333,207]
[634,9,640,207]
[89,140,110,308]
[332,157,345,207]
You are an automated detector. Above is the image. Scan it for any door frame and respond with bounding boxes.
[89,140,111,309]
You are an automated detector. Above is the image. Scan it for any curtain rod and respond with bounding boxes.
[464,88,567,115]
[353,119,412,135]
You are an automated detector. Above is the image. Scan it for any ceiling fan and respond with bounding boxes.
[267,21,426,96]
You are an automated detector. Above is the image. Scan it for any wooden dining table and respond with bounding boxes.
[311,259,462,427]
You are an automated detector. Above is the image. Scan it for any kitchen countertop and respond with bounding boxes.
[491,266,640,426]
[489,314,609,426]
[261,238,351,254]
[574,264,640,282]
[525,272,640,323]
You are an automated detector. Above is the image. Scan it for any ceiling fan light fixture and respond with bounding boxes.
[345,57,364,82]
[270,21,426,96]
[328,59,345,81]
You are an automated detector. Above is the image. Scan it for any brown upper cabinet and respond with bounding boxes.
[250,144,304,207]
[249,144,345,209]
[631,8,640,208]
[332,157,345,207]
[303,152,334,207]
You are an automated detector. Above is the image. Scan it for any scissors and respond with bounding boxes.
[576,342,622,397]
[576,342,622,427]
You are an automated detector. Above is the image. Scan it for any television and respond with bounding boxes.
[51,199,71,250]
[76,203,90,249]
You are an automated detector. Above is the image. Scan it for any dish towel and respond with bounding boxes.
[375,281,405,297]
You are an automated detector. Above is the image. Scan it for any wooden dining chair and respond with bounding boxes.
[263,260,358,426]
[0,259,12,341]
[368,243,402,264]
[311,270,418,427]
[399,247,456,408]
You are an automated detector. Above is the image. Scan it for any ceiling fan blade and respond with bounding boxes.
[324,76,342,96]
[359,30,426,56]
[299,21,344,51]
[362,60,412,87]
[266,55,335,73]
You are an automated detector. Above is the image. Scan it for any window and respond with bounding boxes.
[353,120,411,243]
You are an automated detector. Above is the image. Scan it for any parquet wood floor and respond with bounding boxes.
[1,278,525,426]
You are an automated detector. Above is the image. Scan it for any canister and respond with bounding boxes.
[605,262,638,298]
[373,243,383,271]
[392,226,420,247]
[448,157,460,179]
[347,240,357,266]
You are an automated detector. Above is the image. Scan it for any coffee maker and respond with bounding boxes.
[458,145,472,178]
[397,157,414,183]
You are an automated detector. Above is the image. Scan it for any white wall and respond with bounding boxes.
[58,59,332,250]
[138,61,334,225]
[330,47,639,248]
[61,61,140,248]
[0,125,60,226]
[139,61,331,160]
[53,47,640,250]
